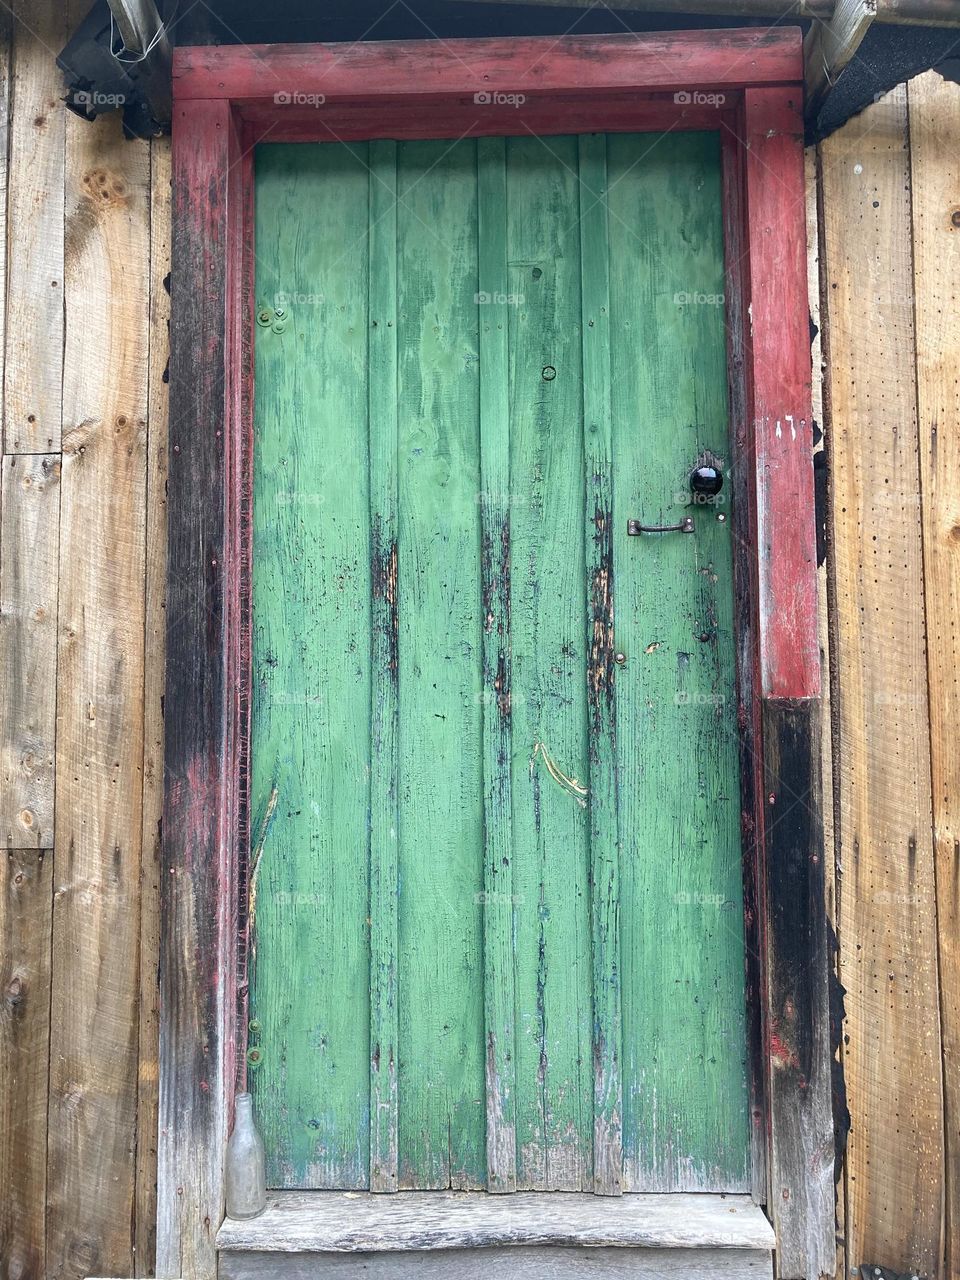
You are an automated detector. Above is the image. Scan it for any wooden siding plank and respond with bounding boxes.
[821,84,944,1279]
[47,109,150,1279]
[0,454,60,848]
[908,68,960,1280]
[135,132,171,1278]
[159,97,240,1280]
[607,131,750,1193]
[395,138,485,1190]
[250,143,372,1189]
[0,849,53,1278]
[476,135,517,1194]
[4,1,69,452]
[506,133,592,1193]
[173,30,802,102]
[368,137,400,1195]
[576,132,622,1196]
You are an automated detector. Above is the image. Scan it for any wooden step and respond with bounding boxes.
[217,1191,775,1278]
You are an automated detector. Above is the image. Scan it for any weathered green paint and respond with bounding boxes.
[367,138,400,1193]
[394,140,488,1191]
[578,132,624,1196]
[506,135,593,1193]
[251,133,749,1194]
[477,135,518,1192]
[606,131,750,1190]
[251,143,372,1188]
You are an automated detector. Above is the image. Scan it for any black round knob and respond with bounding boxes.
[689,465,723,498]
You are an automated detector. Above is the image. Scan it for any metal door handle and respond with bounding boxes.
[627,516,695,535]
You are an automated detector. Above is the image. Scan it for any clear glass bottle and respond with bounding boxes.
[225,1091,267,1219]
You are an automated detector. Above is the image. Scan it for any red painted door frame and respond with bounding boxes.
[160,30,832,1280]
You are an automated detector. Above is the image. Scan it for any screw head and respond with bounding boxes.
[717,512,727,523]
[256,308,273,326]
[275,306,286,319]
[272,320,286,334]
[614,652,627,665]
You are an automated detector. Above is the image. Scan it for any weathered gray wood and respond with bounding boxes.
[804,0,876,111]
[0,455,60,848]
[217,1192,775,1254]
[220,1245,774,1280]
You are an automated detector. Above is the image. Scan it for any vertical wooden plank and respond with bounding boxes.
[744,87,835,1280]
[395,138,485,1190]
[159,97,238,1280]
[135,133,171,1277]
[0,849,53,1278]
[908,68,960,1280]
[368,137,400,1195]
[577,133,622,1197]
[48,108,150,1279]
[0,454,60,847]
[506,134,592,1194]
[4,0,69,452]
[720,119,768,1207]
[250,143,371,1189]
[807,139,847,1280]
[821,84,943,1279]
[743,88,820,702]
[476,135,516,1193]
[608,131,750,1193]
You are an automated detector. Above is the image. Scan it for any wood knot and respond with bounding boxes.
[81,167,130,206]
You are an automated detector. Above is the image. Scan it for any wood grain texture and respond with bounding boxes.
[506,133,592,1195]
[251,133,749,1197]
[394,138,486,1191]
[577,132,622,1198]
[135,132,171,1279]
[477,134,517,1193]
[220,1246,774,1280]
[48,107,150,1280]
[250,141,373,1191]
[173,30,802,101]
[742,89,820,701]
[0,454,60,848]
[217,1189,775,1252]
[742,90,834,1279]
[821,84,944,1278]
[804,0,877,112]
[908,68,960,1280]
[806,139,847,1280]
[367,137,400,1195]
[607,130,750,1195]
[159,98,240,1280]
[760,700,834,1280]
[0,849,53,1280]
[4,0,69,452]
[240,98,744,147]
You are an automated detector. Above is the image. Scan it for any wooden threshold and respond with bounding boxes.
[217,1190,775,1250]
[217,1191,774,1279]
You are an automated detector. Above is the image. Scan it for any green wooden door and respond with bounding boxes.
[249,132,750,1195]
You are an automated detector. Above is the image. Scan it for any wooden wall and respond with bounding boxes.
[0,0,956,1272]
[0,3,170,1276]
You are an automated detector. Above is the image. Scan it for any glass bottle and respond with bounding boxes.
[224,1091,267,1219]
